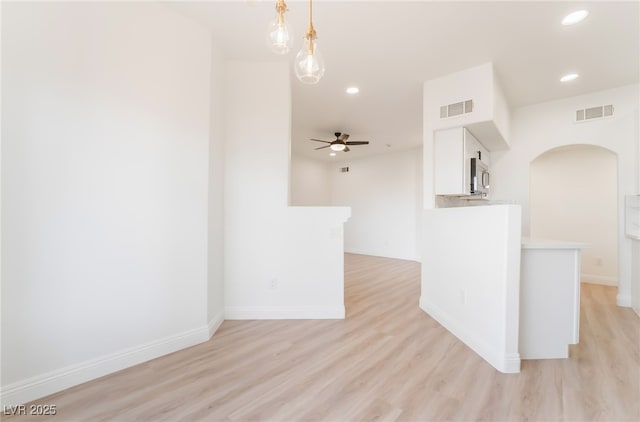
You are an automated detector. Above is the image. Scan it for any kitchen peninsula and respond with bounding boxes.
[421,205,590,372]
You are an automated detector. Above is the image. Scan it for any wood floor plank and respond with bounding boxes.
[6,253,639,421]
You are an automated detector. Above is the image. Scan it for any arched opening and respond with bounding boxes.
[530,144,618,286]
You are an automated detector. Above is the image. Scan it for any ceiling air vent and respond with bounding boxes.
[440,99,473,119]
[575,105,614,122]
[340,167,349,173]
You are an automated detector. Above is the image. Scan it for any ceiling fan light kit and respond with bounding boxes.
[310,132,369,153]
[267,0,325,84]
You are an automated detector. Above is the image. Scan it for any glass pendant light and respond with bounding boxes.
[267,0,292,55]
[294,0,325,84]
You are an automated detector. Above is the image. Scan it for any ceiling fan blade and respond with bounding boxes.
[338,134,350,141]
[310,139,330,143]
[315,145,330,150]
[343,146,350,152]
[346,141,369,145]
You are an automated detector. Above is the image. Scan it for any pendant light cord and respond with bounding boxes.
[306,0,317,52]
[307,0,316,37]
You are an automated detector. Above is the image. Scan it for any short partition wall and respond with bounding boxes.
[420,204,522,373]
[224,206,351,320]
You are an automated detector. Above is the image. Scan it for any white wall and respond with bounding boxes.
[634,88,640,316]
[223,61,349,320]
[421,205,522,373]
[290,154,331,206]
[207,41,225,333]
[291,148,423,262]
[329,147,423,261]
[0,0,4,394]
[633,241,640,316]
[530,146,618,285]
[492,69,511,148]
[491,84,639,306]
[1,2,215,405]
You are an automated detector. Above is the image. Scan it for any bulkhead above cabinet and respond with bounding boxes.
[424,62,510,151]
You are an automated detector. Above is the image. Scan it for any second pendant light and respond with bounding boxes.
[294,0,325,84]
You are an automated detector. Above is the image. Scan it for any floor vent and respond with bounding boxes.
[440,99,473,119]
[340,167,349,173]
[576,105,614,122]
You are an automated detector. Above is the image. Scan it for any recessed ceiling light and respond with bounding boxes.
[346,87,359,94]
[329,152,336,156]
[560,73,579,82]
[562,10,589,26]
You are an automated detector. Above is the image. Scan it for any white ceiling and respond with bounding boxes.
[167,1,639,161]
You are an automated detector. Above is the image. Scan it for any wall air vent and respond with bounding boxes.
[440,99,473,119]
[340,167,349,173]
[575,105,614,122]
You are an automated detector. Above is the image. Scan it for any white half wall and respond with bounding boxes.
[421,205,522,373]
[329,147,423,261]
[290,154,331,206]
[530,145,618,285]
[223,61,349,320]
[490,84,639,307]
[1,2,214,405]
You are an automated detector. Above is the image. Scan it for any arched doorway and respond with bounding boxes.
[530,144,618,286]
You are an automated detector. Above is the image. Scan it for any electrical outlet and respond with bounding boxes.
[270,279,278,290]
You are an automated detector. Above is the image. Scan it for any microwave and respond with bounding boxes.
[470,157,490,195]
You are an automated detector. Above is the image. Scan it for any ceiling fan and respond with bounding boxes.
[310,132,369,152]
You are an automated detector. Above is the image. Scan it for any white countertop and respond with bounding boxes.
[522,237,590,250]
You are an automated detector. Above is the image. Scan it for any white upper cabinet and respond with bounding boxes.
[435,127,489,196]
[424,63,510,151]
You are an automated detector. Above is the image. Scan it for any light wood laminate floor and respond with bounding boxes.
[8,253,640,421]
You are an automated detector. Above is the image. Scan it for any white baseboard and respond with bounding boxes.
[344,250,421,263]
[224,305,345,320]
[419,296,520,374]
[208,310,225,338]
[0,323,212,407]
[581,273,617,286]
[502,353,522,373]
[617,293,632,307]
